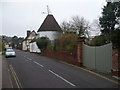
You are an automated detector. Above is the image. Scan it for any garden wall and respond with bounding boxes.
[112,48,120,76]
[42,50,78,65]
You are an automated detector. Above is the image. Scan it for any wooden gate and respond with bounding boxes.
[83,43,112,73]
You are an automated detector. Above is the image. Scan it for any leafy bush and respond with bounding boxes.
[110,30,120,45]
[90,30,120,46]
[36,37,50,51]
[90,34,111,46]
[55,33,77,51]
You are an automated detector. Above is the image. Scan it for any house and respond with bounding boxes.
[29,38,41,53]
[23,14,62,53]
[22,30,37,51]
[37,14,63,41]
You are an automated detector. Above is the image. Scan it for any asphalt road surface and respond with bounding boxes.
[5,49,119,88]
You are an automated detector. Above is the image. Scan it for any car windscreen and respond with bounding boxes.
[6,49,14,52]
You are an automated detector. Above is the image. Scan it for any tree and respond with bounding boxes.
[12,36,18,48]
[36,37,50,51]
[60,16,91,38]
[60,21,72,31]
[11,36,24,49]
[90,34,111,46]
[71,16,90,38]
[99,2,120,34]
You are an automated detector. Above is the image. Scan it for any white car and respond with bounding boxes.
[5,49,16,58]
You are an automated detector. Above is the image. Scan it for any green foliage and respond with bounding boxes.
[1,40,5,55]
[36,37,50,51]
[2,40,5,51]
[11,36,24,49]
[90,35,111,46]
[110,30,120,46]
[64,30,76,34]
[55,33,77,51]
[99,2,120,34]
[47,43,54,50]
[90,30,120,46]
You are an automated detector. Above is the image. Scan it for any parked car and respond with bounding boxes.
[5,48,16,58]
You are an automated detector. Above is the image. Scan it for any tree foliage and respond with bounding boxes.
[36,37,50,51]
[99,2,120,34]
[55,33,77,51]
[90,30,120,46]
[90,35,111,46]
[60,16,90,38]
[2,40,5,51]
[90,2,120,46]
[11,36,24,49]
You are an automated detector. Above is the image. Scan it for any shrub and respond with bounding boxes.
[55,33,77,51]
[90,30,120,46]
[90,35,111,46]
[36,37,50,51]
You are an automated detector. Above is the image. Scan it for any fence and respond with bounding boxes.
[83,43,112,73]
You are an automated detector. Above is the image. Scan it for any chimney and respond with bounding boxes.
[27,30,31,36]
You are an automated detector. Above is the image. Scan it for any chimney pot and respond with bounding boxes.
[27,30,31,36]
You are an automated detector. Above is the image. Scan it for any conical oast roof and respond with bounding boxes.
[37,14,62,32]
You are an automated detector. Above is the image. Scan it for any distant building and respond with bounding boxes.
[22,30,37,51]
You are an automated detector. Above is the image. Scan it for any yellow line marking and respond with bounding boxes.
[8,69,14,88]
[9,65,22,88]
[11,65,22,88]
[9,65,20,88]
[60,61,120,85]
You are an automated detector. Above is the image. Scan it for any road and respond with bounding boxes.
[4,49,119,88]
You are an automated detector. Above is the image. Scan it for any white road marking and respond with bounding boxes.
[26,57,32,61]
[33,61,44,67]
[48,70,76,87]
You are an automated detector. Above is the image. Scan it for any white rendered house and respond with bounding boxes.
[23,14,62,53]
[37,14,63,40]
[29,42,41,53]
[22,30,37,51]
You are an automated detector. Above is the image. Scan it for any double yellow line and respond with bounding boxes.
[9,65,22,88]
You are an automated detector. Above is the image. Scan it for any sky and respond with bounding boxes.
[0,0,107,38]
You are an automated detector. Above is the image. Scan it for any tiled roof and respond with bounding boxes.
[37,14,62,32]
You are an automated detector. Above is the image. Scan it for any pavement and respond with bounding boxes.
[0,55,2,89]
[1,49,120,88]
[2,55,13,88]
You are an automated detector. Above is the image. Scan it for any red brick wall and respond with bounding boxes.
[112,48,120,76]
[112,48,119,70]
[42,50,78,65]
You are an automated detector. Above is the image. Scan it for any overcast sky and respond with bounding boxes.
[0,0,106,38]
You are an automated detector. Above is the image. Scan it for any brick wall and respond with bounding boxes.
[42,50,78,65]
[112,48,119,70]
[112,48,120,76]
